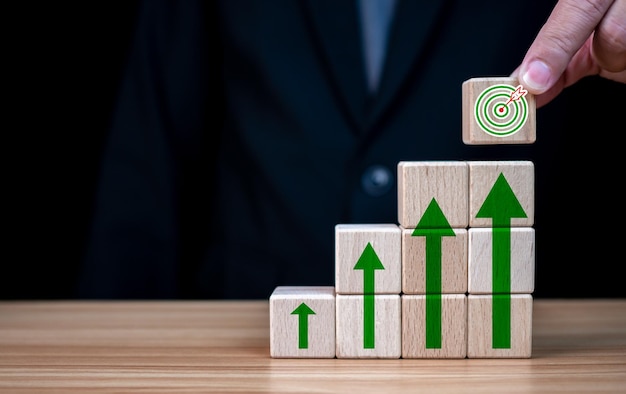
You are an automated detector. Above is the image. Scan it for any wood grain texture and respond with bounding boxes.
[402,294,467,358]
[467,294,533,358]
[468,160,534,228]
[270,286,336,358]
[397,161,469,229]
[402,227,467,294]
[462,77,536,145]
[1,300,625,393]
[335,224,401,295]
[335,294,401,359]
[468,227,535,294]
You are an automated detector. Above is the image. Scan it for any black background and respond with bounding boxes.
[6,3,625,299]
[8,3,141,299]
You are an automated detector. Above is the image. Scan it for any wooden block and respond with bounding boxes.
[401,294,467,358]
[468,227,535,294]
[462,77,536,145]
[401,227,467,294]
[468,160,534,228]
[467,294,533,358]
[335,224,401,295]
[336,294,401,358]
[397,161,468,229]
[269,286,336,358]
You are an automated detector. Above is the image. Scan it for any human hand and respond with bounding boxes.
[512,0,626,108]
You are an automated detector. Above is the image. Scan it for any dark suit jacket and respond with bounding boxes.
[78,0,625,299]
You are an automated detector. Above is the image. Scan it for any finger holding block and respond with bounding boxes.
[462,77,536,145]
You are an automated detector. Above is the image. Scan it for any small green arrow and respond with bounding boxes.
[413,198,456,348]
[354,242,385,348]
[476,172,527,349]
[291,303,315,349]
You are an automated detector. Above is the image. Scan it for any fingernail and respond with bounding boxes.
[521,60,552,92]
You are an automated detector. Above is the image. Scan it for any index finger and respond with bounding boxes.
[517,0,614,93]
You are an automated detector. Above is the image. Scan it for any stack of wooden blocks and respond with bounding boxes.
[270,77,536,359]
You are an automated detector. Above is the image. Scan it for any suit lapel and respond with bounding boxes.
[302,0,448,131]
[303,0,368,131]
[368,0,448,125]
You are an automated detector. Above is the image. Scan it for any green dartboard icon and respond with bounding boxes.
[474,84,528,137]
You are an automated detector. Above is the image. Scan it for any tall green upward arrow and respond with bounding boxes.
[412,198,456,348]
[476,172,527,348]
[354,243,385,348]
[291,303,315,349]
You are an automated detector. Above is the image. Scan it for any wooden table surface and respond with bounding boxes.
[0,299,625,393]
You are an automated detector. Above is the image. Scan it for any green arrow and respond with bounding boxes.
[492,294,511,348]
[412,198,456,348]
[354,242,385,348]
[476,173,527,349]
[291,303,315,349]
[476,173,527,228]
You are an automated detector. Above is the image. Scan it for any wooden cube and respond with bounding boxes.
[397,161,468,229]
[467,294,533,358]
[462,77,536,145]
[402,227,467,294]
[269,286,336,358]
[468,161,534,228]
[336,294,401,358]
[468,227,535,294]
[335,224,401,295]
[402,294,467,358]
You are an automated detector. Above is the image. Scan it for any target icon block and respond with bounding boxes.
[462,77,536,145]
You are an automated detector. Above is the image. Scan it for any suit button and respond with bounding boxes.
[361,165,393,196]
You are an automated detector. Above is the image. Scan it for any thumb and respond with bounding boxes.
[516,0,614,94]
